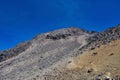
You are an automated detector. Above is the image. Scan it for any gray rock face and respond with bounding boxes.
[0,42,31,62]
[72,25,120,57]
[0,28,88,62]
[86,25,120,50]
[0,27,91,80]
[0,25,120,80]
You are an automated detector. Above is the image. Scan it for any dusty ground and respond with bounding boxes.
[45,39,120,80]
[74,39,120,77]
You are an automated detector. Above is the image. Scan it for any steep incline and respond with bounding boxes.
[41,25,120,80]
[75,25,120,55]
[0,28,91,80]
[45,39,120,80]
[0,25,120,80]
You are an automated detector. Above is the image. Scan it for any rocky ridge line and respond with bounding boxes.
[0,27,89,62]
[75,25,120,56]
[0,42,31,62]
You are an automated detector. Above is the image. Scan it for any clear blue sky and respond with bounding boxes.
[0,0,120,50]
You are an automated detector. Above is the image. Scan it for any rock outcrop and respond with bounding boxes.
[0,42,31,62]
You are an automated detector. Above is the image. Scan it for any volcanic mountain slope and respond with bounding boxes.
[45,37,120,80]
[39,25,120,80]
[0,26,120,80]
[0,28,92,80]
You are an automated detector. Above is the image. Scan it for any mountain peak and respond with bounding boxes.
[0,25,120,80]
[34,27,90,41]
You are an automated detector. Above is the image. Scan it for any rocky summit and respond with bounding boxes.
[0,25,120,80]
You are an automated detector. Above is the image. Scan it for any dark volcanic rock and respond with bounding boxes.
[0,41,31,62]
[45,27,90,40]
[74,25,120,56]
[87,25,120,47]
[45,33,71,40]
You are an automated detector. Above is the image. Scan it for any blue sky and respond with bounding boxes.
[0,0,120,50]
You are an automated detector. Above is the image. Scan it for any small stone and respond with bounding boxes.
[68,61,72,63]
[36,75,39,77]
[95,74,102,80]
[92,52,97,56]
[87,68,94,73]
[91,47,95,50]
[109,53,114,56]
[32,78,36,80]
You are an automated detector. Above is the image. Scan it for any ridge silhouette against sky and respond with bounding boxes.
[0,0,120,50]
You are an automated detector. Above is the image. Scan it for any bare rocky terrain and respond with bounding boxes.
[0,26,120,80]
